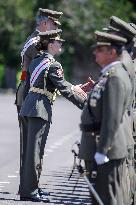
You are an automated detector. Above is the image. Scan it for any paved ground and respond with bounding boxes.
[0,93,91,204]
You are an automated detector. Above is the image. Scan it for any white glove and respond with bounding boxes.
[94,152,109,165]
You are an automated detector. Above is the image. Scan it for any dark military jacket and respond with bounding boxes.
[21,30,40,70]
[16,30,40,107]
[20,52,85,122]
[79,61,132,160]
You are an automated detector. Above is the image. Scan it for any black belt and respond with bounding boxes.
[80,123,100,132]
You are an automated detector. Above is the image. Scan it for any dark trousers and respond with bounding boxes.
[20,116,28,176]
[16,105,24,194]
[127,144,136,205]
[20,117,50,197]
[15,81,27,182]
[16,105,28,194]
[95,159,127,205]
[85,160,97,204]
[85,159,130,205]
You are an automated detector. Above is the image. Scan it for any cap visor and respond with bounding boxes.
[54,20,61,26]
[91,42,111,48]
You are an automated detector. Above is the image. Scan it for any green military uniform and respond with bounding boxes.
[110,17,136,204]
[104,18,136,204]
[19,31,86,198]
[130,23,136,170]
[110,16,136,135]
[133,57,136,141]
[79,31,132,205]
[130,24,136,205]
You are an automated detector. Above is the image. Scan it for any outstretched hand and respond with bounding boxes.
[72,85,87,99]
[80,77,95,92]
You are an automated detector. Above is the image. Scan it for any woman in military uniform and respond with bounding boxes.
[19,29,86,202]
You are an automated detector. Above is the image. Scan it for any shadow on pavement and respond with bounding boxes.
[41,166,91,204]
[0,167,91,204]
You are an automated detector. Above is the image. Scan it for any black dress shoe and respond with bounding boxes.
[20,193,50,202]
[38,188,50,196]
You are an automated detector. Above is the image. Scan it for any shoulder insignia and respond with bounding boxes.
[55,60,62,68]
[51,60,61,68]
[102,67,115,78]
[89,68,115,107]
[57,68,64,77]
[108,67,115,77]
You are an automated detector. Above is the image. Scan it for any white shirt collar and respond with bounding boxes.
[101,61,121,74]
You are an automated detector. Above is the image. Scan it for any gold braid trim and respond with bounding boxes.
[29,87,55,104]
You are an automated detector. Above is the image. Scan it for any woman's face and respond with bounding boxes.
[49,40,62,55]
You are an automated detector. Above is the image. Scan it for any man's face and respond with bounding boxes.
[39,19,58,32]
[45,19,58,30]
[94,46,115,67]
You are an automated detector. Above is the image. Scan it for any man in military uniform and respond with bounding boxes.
[129,22,136,205]
[79,31,132,205]
[16,8,63,196]
[16,8,63,112]
[107,17,136,204]
[19,29,86,202]
[130,23,136,138]
[129,23,136,166]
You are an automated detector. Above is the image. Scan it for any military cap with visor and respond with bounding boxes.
[102,25,120,33]
[110,16,136,41]
[35,29,65,51]
[94,31,127,47]
[37,8,63,26]
[38,29,65,42]
[129,23,136,49]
